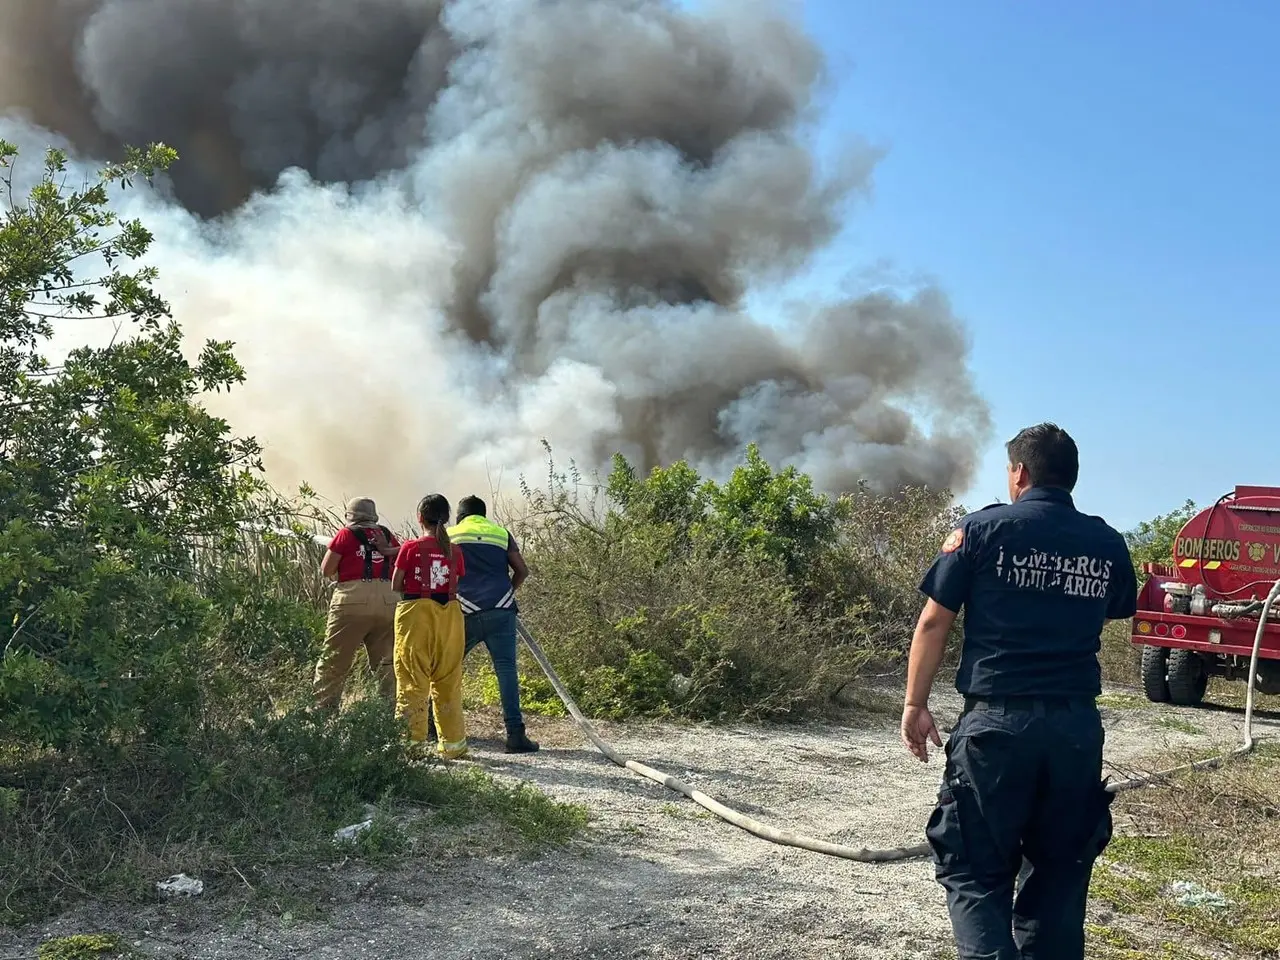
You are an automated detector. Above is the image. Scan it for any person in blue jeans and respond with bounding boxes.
[445,495,538,754]
[901,423,1138,960]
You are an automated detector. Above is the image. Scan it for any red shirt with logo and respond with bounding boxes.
[394,535,465,596]
[328,526,401,582]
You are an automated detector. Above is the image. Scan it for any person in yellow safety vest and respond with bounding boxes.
[315,497,401,711]
[391,494,469,759]
[449,495,538,754]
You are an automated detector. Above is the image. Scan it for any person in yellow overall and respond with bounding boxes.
[391,494,468,758]
[315,497,401,710]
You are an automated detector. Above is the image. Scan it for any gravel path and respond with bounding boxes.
[8,682,1278,960]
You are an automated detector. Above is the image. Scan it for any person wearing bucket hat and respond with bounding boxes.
[314,496,402,710]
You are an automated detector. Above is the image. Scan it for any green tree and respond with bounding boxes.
[1124,499,1198,582]
[0,140,267,751]
[603,444,839,579]
[704,443,839,578]
[606,452,711,531]
[0,142,586,927]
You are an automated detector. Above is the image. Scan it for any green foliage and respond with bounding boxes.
[1125,499,1198,581]
[1,699,585,925]
[577,650,675,721]
[511,442,961,722]
[510,671,567,717]
[468,660,566,718]
[425,766,589,844]
[0,139,278,753]
[36,934,126,960]
[606,443,839,578]
[703,444,839,578]
[0,141,583,926]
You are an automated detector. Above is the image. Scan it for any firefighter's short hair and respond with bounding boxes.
[457,495,487,521]
[1006,422,1079,492]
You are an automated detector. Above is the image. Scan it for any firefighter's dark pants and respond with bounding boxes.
[464,609,524,730]
[925,696,1114,960]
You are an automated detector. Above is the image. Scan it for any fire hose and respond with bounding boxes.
[514,617,931,863]
[278,526,1273,865]
[1101,576,1277,793]
[515,582,1273,863]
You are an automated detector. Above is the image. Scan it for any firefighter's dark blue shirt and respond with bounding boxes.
[918,486,1138,699]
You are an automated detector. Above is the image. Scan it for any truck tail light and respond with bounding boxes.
[1155,623,1169,636]
[1171,625,1187,640]
[1136,621,1152,635]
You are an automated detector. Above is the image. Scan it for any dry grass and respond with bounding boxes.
[1100,620,1141,687]
[1087,742,1280,959]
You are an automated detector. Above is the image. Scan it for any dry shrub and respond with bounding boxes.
[497,444,963,722]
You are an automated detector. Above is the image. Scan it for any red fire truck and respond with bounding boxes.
[1133,485,1280,705]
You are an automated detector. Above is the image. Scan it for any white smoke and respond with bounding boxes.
[0,0,992,523]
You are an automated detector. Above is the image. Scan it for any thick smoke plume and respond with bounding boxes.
[0,0,991,520]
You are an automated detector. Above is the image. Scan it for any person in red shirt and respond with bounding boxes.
[391,493,468,758]
[315,497,402,711]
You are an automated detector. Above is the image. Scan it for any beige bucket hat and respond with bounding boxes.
[344,497,378,526]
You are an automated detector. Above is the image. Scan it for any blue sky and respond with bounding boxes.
[783,0,1278,532]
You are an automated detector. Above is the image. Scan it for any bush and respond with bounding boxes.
[0,140,276,754]
[504,443,961,723]
[0,699,587,925]
[0,141,584,926]
[36,935,125,960]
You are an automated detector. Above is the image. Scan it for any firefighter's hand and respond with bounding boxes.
[901,704,942,762]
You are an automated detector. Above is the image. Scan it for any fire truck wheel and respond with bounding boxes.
[1140,644,1171,703]
[1166,649,1208,706]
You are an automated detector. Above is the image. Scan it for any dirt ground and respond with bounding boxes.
[6,680,1277,960]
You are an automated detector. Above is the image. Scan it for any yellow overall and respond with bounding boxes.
[394,596,468,757]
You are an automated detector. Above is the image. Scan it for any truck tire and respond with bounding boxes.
[1140,644,1171,703]
[1166,649,1209,706]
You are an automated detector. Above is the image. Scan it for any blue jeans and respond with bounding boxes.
[464,608,524,729]
[925,697,1114,960]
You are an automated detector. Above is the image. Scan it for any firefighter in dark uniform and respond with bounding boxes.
[901,423,1138,960]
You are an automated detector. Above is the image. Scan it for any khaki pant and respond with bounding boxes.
[394,597,467,757]
[314,578,398,710]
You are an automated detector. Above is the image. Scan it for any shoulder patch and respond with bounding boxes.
[941,528,964,553]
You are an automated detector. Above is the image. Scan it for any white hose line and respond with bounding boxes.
[514,619,931,863]
[250,524,1269,861]
[1105,577,1277,794]
[515,585,1272,862]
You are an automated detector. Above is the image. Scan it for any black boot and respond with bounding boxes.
[504,723,539,754]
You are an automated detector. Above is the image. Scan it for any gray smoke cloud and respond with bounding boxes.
[0,0,992,519]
